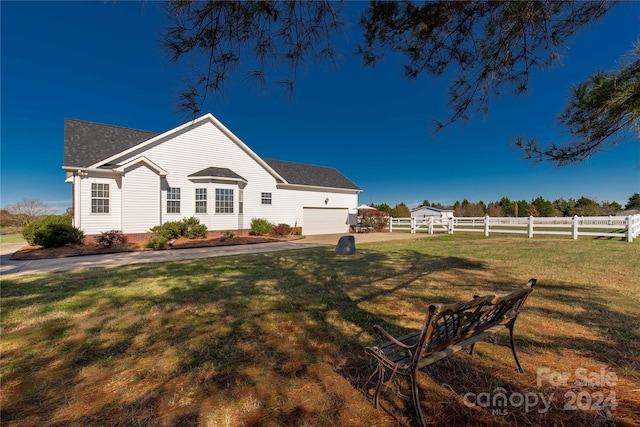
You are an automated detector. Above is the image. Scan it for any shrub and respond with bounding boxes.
[251,218,273,236]
[148,217,208,245]
[22,215,83,247]
[361,210,390,232]
[182,217,208,239]
[149,221,185,240]
[145,235,168,250]
[271,223,291,236]
[95,230,127,248]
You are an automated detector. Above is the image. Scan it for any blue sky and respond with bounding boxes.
[2,1,639,213]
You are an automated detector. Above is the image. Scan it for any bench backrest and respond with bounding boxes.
[411,279,536,366]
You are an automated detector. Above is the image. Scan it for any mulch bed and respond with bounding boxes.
[10,235,304,261]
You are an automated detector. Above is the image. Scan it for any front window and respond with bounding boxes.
[261,192,272,205]
[215,188,234,213]
[195,188,207,214]
[91,183,109,213]
[167,187,181,213]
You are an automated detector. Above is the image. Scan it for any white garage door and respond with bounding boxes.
[303,207,350,235]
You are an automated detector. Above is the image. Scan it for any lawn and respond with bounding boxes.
[0,233,25,244]
[1,235,638,426]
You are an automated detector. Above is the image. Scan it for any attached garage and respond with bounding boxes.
[303,207,350,235]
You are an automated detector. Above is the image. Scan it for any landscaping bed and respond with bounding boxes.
[10,235,303,260]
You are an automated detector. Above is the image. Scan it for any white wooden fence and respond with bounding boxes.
[389,214,640,242]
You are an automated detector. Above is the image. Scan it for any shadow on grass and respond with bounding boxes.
[2,246,638,426]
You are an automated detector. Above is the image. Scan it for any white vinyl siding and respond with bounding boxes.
[79,175,122,234]
[122,164,160,233]
[91,119,359,234]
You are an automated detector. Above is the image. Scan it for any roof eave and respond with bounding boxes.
[188,176,248,185]
[276,183,362,194]
[62,166,121,175]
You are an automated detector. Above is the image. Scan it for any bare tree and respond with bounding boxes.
[6,199,52,227]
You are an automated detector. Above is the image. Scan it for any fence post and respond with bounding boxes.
[528,215,534,238]
[484,215,490,237]
[628,215,633,242]
[449,216,454,234]
[573,215,579,240]
[429,216,434,234]
[389,217,393,233]
[411,217,416,234]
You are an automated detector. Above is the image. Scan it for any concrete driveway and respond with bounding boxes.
[0,232,432,277]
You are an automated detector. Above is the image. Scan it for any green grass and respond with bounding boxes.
[0,233,25,244]
[1,235,639,426]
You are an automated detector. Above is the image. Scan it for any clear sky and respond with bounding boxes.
[2,1,639,213]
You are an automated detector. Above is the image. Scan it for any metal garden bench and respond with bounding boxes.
[365,278,536,427]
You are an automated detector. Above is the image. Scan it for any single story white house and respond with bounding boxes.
[63,113,362,239]
[410,206,454,219]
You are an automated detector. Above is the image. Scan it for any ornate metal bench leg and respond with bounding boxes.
[410,372,427,427]
[508,324,524,373]
[373,363,384,408]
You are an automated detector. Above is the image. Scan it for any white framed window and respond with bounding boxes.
[195,188,207,214]
[261,192,272,205]
[91,183,109,213]
[167,187,181,213]
[215,188,233,213]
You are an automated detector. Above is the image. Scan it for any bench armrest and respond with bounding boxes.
[372,325,415,349]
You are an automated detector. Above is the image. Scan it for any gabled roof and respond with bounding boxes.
[114,156,167,176]
[63,115,361,191]
[188,167,247,183]
[263,159,361,191]
[64,119,159,168]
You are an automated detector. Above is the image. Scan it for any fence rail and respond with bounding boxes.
[389,214,640,242]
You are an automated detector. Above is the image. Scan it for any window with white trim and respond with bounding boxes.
[261,192,272,205]
[91,183,109,213]
[167,187,181,213]
[195,188,207,214]
[215,188,233,213]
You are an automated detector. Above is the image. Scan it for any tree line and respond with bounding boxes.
[368,193,640,218]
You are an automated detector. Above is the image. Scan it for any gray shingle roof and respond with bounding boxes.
[64,118,361,191]
[263,159,361,191]
[64,119,159,168]
[188,167,246,182]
